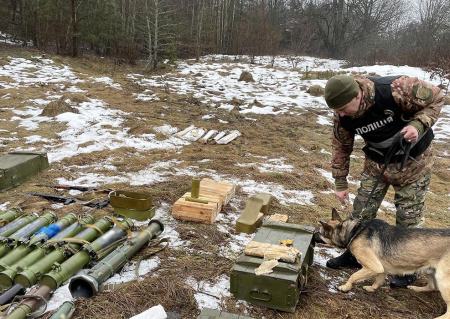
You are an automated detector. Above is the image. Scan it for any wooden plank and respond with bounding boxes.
[200,178,236,205]
[172,210,212,223]
[183,192,222,212]
[172,205,217,223]
[268,214,288,223]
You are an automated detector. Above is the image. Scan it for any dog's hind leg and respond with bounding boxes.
[408,273,437,292]
[433,259,450,319]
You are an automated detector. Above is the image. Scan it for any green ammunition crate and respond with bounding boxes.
[110,191,152,211]
[253,193,273,215]
[113,206,156,221]
[0,152,49,193]
[230,221,314,313]
[197,308,254,319]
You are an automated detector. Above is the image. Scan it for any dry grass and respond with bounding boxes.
[1,47,449,319]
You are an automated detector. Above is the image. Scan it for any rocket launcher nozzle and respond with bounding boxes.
[69,219,164,298]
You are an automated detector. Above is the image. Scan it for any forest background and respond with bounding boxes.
[0,0,449,72]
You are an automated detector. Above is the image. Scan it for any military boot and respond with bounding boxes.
[389,274,417,288]
[326,250,362,269]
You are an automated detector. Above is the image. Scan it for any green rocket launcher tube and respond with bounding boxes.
[0,212,57,259]
[69,219,164,298]
[0,214,37,238]
[14,216,113,288]
[49,300,75,319]
[4,285,52,319]
[28,213,78,246]
[0,208,24,226]
[0,214,95,290]
[0,213,77,272]
[52,213,96,240]
[40,218,133,290]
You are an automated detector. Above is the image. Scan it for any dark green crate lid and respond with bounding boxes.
[198,308,254,319]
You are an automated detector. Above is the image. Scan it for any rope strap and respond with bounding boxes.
[111,215,133,238]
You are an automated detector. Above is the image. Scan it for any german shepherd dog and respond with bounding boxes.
[315,209,450,319]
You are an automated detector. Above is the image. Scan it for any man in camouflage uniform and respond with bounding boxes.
[324,74,444,288]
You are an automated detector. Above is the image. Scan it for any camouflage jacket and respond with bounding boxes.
[332,75,445,191]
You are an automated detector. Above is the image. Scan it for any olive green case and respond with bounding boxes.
[0,152,49,192]
[197,308,254,319]
[230,221,314,312]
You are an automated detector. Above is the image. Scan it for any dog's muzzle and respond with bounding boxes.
[312,231,327,245]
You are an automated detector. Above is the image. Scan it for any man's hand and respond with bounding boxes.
[401,125,419,143]
[335,189,349,205]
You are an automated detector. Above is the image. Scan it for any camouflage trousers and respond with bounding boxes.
[351,146,435,228]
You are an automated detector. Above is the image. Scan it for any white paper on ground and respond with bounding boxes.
[216,130,241,144]
[129,304,167,319]
[175,125,195,137]
[213,131,227,141]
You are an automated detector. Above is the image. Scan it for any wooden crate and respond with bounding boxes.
[199,178,236,205]
[172,192,221,224]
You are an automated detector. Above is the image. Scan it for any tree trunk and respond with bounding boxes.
[153,0,159,69]
[71,0,78,57]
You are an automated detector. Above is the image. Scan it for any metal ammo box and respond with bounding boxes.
[197,308,254,319]
[230,221,314,313]
[0,152,49,192]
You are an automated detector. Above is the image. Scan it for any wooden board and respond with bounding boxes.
[268,214,289,223]
[200,178,236,205]
[172,192,221,224]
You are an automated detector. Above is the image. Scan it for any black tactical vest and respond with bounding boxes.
[339,76,433,163]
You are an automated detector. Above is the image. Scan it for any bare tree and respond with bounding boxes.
[309,0,405,58]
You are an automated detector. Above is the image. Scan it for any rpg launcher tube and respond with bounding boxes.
[0,212,57,259]
[14,216,113,289]
[0,283,25,306]
[0,214,38,238]
[40,218,134,291]
[52,213,95,240]
[49,300,75,319]
[0,214,90,289]
[5,285,52,319]
[0,207,24,227]
[70,219,164,298]
[0,213,77,271]
[28,213,78,246]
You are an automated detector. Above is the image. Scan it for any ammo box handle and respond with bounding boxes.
[250,289,272,301]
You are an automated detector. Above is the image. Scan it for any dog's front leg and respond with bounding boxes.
[338,267,379,292]
[363,273,386,292]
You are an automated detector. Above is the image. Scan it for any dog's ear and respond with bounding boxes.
[331,208,342,222]
[319,220,333,233]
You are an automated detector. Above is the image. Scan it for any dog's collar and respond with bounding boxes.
[345,219,368,248]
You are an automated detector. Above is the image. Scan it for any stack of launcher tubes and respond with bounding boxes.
[0,207,164,319]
